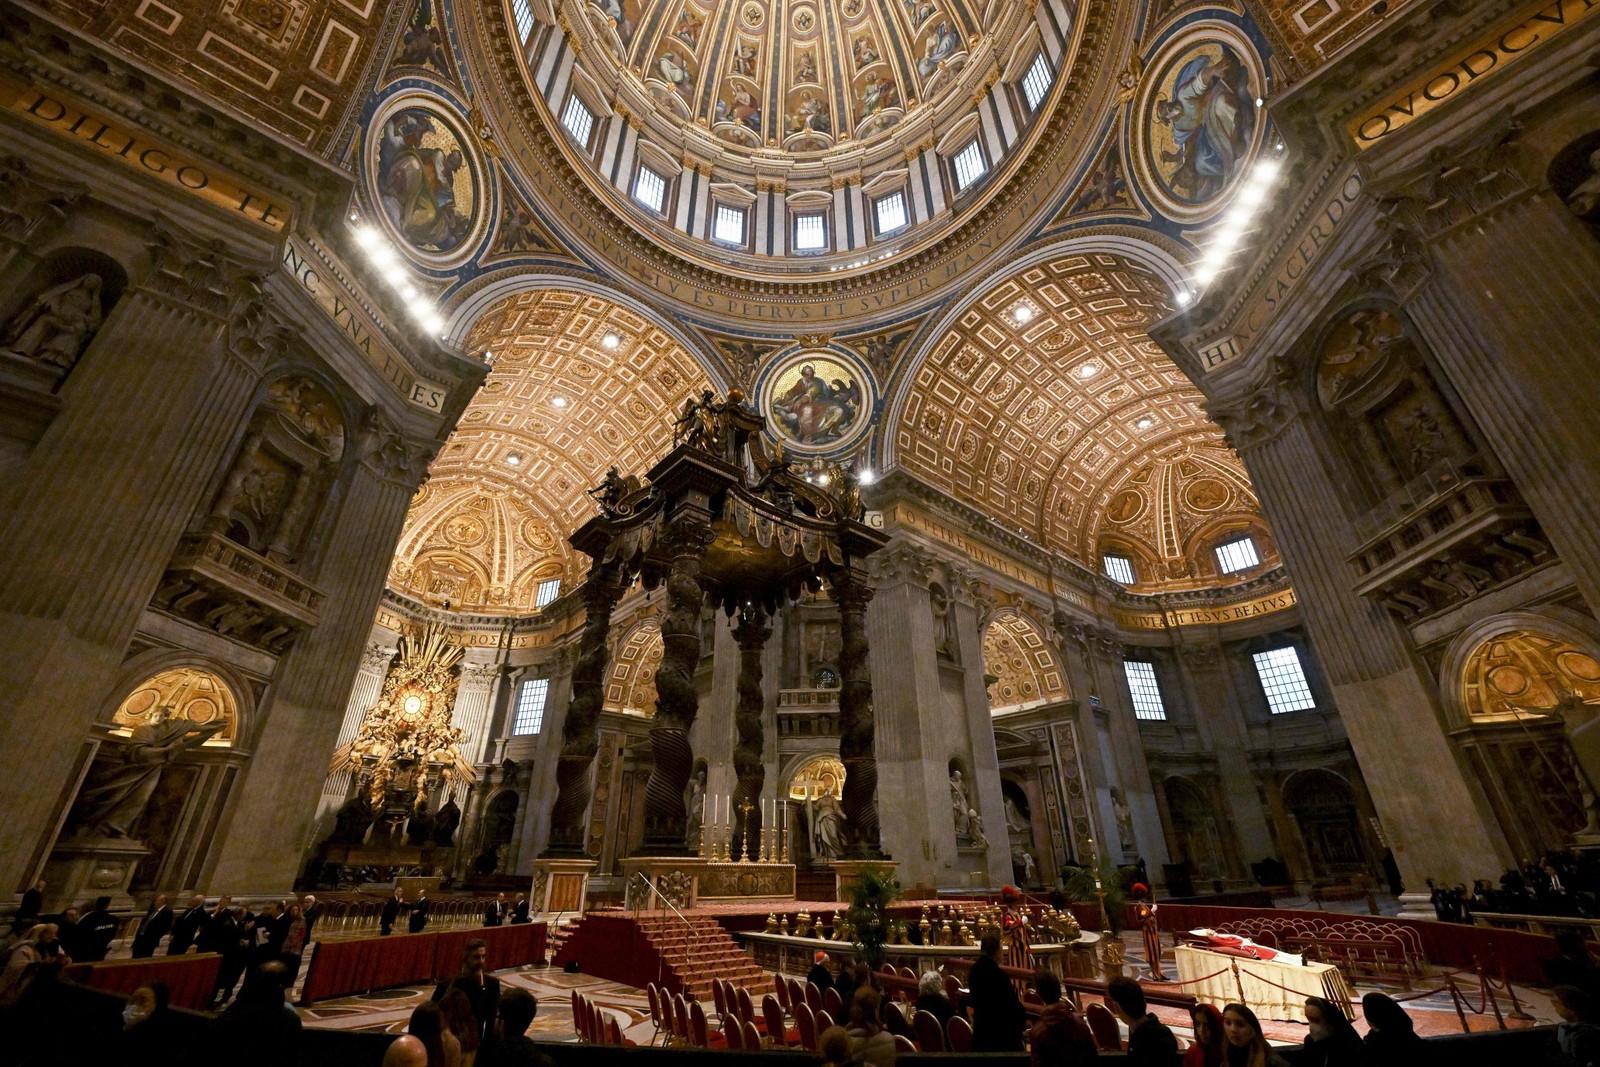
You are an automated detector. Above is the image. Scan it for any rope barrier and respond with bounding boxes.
[1155,965,1235,989]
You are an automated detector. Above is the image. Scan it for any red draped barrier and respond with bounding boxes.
[300,922,547,1005]
[1155,903,1557,986]
[65,953,222,1011]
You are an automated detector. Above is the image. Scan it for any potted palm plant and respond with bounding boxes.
[844,866,903,970]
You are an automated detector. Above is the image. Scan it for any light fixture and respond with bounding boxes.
[551,396,568,408]
[1012,305,1034,324]
[601,332,621,349]
[505,452,523,467]
[1136,417,1153,430]
[1078,364,1099,379]
[858,468,876,485]
[1174,290,1192,307]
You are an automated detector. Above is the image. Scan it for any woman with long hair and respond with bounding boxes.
[1184,1003,1226,1067]
[405,1000,462,1067]
[438,987,481,1067]
[1221,1002,1288,1067]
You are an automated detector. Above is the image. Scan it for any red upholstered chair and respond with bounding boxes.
[947,1015,974,1053]
[571,991,583,1040]
[817,1009,834,1032]
[742,1020,761,1050]
[763,993,799,1046]
[725,1017,745,1050]
[900,966,917,981]
[607,1017,633,1047]
[674,994,691,1044]
[822,984,842,1018]
[788,977,805,1012]
[944,975,961,1000]
[737,986,758,1031]
[774,972,790,1013]
[690,998,726,1048]
[894,1034,917,1053]
[794,1002,819,1051]
[913,1009,946,1052]
[1086,1002,1123,1051]
[883,1001,911,1038]
[711,978,727,1019]
[805,981,823,1012]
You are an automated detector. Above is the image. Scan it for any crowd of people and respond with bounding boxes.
[1430,850,1600,922]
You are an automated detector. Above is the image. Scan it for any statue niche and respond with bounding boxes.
[206,376,346,564]
[0,250,125,386]
[1315,309,1477,500]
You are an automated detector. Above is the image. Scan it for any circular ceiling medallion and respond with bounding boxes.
[366,93,489,267]
[1184,478,1228,512]
[790,4,817,33]
[741,2,764,28]
[1130,22,1266,223]
[757,349,875,454]
[1560,650,1600,683]
[1107,490,1145,524]
[1487,665,1530,697]
[444,513,487,546]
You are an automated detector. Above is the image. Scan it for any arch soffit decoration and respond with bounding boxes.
[97,650,257,752]
[881,235,1267,584]
[1437,607,1600,730]
[982,608,1070,714]
[605,617,663,715]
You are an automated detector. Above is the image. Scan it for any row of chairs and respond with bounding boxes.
[571,990,632,1047]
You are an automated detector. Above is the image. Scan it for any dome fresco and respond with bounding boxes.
[606,0,990,153]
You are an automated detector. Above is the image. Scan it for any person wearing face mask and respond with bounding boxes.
[120,980,178,1058]
[1220,1003,1289,1067]
[1301,997,1362,1067]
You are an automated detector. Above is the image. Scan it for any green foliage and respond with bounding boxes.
[844,867,903,970]
[1060,861,1137,934]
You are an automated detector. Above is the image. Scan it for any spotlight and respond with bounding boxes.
[1013,305,1034,324]
[602,332,621,349]
[1078,364,1098,379]
[551,396,568,408]
[1174,290,1192,307]
[858,468,876,485]
[1136,417,1153,430]
[506,453,523,467]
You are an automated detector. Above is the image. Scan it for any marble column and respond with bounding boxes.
[640,520,714,854]
[544,562,625,856]
[866,547,948,886]
[453,662,504,768]
[729,601,770,861]
[314,641,397,832]
[1171,639,1274,870]
[208,418,429,890]
[0,229,276,895]
[834,561,883,859]
[947,570,1014,886]
[1260,770,1315,889]
[1210,382,1505,888]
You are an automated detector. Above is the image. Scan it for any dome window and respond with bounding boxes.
[1215,535,1261,575]
[713,203,747,246]
[873,190,908,235]
[561,95,594,148]
[953,139,988,193]
[793,212,828,253]
[1022,52,1053,113]
[633,166,667,215]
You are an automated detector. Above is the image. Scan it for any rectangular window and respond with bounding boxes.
[633,166,667,213]
[1252,647,1317,714]
[535,578,562,608]
[512,677,549,736]
[713,203,746,245]
[953,140,987,192]
[561,95,594,146]
[1102,554,1135,585]
[794,212,827,251]
[1022,52,1053,112]
[874,190,908,234]
[1215,536,1261,574]
[511,0,535,42]
[1123,661,1166,721]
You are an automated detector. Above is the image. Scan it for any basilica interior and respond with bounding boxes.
[3,0,1600,1059]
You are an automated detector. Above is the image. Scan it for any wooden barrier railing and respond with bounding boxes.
[64,952,222,1011]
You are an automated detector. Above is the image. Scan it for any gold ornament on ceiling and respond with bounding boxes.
[111,667,238,748]
[1461,629,1600,721]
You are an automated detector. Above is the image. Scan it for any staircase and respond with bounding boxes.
[552,911,770,999]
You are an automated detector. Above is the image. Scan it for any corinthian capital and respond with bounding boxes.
[459,662,502,691]
[868,541,937,586]
[142,217,265,317]
[0,155,85,244]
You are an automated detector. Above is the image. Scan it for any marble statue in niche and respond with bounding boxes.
[67,707,225,839]
[1563,147,1600,220]
[950,767,973,837]
[3,273,104,371]
[1111,786,1136,851]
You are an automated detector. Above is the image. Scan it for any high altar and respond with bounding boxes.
[532,391,890,914]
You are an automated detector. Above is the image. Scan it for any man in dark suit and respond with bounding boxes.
[408,890,431,933]
[967,932,1025,1051]
[131,893,174,957]
[484,892,508,927]
[18,878,45,925]
[168,893,210,955]
[510,895,530,924]
[381,887,405,936]
[433,938,500,1043]
[196,896,234,953]
[301,894,322,939]
[480,989,554,1067]
[77,896,120,962]
[1107,976,1178,1066]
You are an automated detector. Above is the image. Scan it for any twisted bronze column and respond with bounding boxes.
[834,565,883,858]
[543,561,625,856]
[640,520,714,853]
[730,600,771,860]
